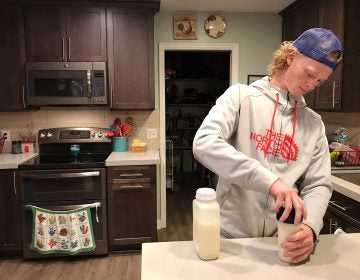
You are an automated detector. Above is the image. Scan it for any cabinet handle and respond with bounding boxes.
[62,37,65,61]
[332,81,337,108]
[329,201,347,212]
[68,37,71,61]
[22,86,26,108]
[110,86,113,107]
[120,173,144,177]
[119,185,144,189]
[329,218,338,234]
[13,171,16,195]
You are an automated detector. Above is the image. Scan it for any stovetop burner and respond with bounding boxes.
[18,127,113,170]
[19,153,110,170]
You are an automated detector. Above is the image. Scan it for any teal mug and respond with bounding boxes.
[113,137,128,152]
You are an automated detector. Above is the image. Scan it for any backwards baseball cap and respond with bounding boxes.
[293,28,343,70]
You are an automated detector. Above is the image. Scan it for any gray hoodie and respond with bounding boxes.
[193,76,332,238]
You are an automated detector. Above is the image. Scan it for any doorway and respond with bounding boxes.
[158,43,239,230]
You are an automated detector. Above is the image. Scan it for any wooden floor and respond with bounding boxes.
[0,172,203,280]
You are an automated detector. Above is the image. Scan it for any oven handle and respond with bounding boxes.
[21,171,100,179]
[24,202,101,211]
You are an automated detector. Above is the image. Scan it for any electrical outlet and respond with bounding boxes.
[1,130,10,141]
[147,128,157,139]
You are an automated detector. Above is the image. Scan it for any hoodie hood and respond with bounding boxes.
[251,76,307,111]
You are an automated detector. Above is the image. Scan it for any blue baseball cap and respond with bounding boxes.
[293,28,343,70]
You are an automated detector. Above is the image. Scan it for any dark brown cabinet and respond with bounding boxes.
[321,191,360,234]
[280,0,360,112]
[107,8,155,110]
[24,5,106,62]
[107,165,157,247]
[0,4,26,111]
[0,170,22,253]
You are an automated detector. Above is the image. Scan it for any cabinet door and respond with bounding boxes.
[24,5,65,62]
[107,8,155,110]
[281,7,301,41]
[66,6,106,61]
[0,170,22,252]
[316,0,344,110]
[0,5,26,111]
[107,165,157,246]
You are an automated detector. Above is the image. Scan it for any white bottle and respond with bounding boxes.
[193,187,220,260]
[276,207,302,263]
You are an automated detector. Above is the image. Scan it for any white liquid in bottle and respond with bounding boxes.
[193,188,220,260]
[276,207,301,263]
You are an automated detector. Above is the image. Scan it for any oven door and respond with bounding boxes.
[19,168,108,258]
[21,200,108,258]
[19,168,106,202]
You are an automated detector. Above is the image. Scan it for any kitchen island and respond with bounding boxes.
[142,233,360,280]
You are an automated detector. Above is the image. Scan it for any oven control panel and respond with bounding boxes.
[38,127,112,144]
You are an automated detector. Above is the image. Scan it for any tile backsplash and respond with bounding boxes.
[0,108,160,153]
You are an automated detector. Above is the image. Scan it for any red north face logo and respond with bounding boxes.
[250,129,298,161]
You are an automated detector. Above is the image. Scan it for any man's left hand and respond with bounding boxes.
[280,224,315,263]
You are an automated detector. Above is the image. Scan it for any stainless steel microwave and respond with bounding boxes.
[26,62,107,106]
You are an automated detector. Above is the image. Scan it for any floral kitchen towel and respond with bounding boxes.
[30,205,96,255]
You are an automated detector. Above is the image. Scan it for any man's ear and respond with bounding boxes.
[287,49,297,65]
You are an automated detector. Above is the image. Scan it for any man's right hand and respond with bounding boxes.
[269,179,307,224]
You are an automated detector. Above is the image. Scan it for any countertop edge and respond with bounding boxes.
[331,175,360,202]
[105,150,160,166]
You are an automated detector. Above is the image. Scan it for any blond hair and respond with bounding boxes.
[267,41,295,77]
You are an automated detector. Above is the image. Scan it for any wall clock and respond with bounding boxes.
[204,14,227,39]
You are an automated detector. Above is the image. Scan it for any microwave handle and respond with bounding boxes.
[87,70,91,98]
[22,85,26,108]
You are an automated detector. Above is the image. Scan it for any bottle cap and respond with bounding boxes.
[276,207,298,224]
[196,188,216,200]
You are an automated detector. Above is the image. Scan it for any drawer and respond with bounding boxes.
[107,165,155,183]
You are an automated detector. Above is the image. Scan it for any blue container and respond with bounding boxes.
[113,137,128,152]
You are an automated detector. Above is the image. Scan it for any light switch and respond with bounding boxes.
[147,128,157,139]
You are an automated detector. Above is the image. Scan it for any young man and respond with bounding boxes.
[193,28,342,263]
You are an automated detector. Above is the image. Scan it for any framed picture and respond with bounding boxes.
[173,15,197,40]
[247,75,266,85]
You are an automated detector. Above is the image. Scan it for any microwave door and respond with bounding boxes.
[27,70,91,105]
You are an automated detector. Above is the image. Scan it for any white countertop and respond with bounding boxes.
[105,149,160,166]
[142,234,360,280]
[331,175,360,202]
[0,153,38,169]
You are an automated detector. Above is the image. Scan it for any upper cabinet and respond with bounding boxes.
[24,5,106,62]
[107,8,155,110]
[0,4,26,111]
[280,0,360,112]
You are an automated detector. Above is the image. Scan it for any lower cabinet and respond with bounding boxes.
[0,170,22,254]
[321,191,360,234]
[107,165,157,248]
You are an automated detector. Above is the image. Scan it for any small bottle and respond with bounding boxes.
[276,207,302,263]
[193,187,220,260]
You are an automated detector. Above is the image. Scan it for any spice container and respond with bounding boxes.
[12,140,22,154]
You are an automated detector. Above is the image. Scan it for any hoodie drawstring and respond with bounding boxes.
[287,100,297,161]
[266,93,298,161]
[265,93,280,156]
